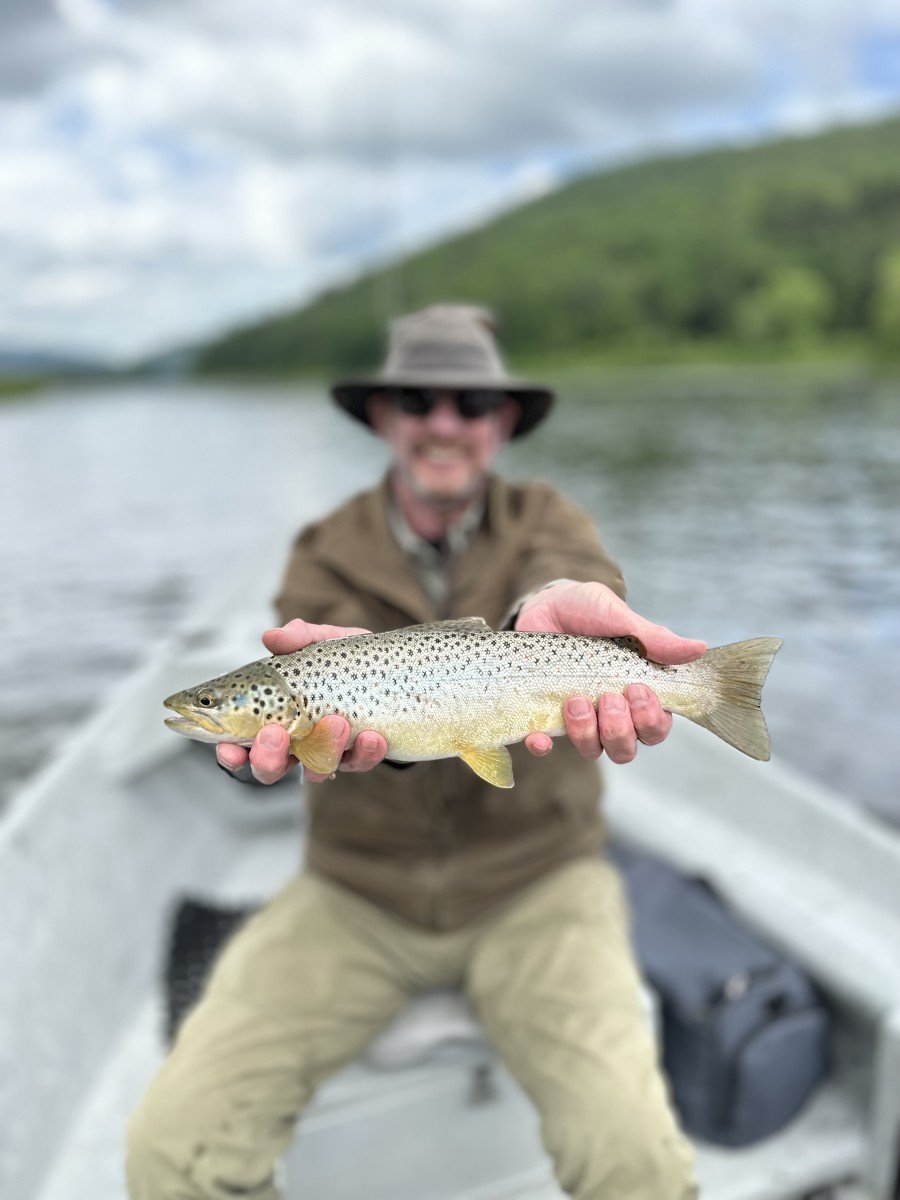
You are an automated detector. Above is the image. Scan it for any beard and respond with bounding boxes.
[401,460,489,511]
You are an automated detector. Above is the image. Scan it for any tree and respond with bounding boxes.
[734,267,834,346]
[870,247,900,351]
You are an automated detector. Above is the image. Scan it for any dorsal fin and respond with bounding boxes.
[610,634,649,658]
[413,617,492,633]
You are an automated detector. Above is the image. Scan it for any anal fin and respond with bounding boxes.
[457,745,514,789]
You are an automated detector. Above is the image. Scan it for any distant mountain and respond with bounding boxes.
[195,114,900,375]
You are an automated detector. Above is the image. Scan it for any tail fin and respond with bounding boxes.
[693,638,783,761]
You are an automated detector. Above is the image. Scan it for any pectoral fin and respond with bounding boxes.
[290,721,342,776]
[457,745,514,789]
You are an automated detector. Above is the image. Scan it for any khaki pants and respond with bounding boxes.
[127,858,697,1199]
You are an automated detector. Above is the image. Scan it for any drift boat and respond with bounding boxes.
[2,534,899,1200]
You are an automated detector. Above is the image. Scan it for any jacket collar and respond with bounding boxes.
[313,474,508,625]
[313,476,436,624]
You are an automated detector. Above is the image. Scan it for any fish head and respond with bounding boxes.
[163,660,300,746]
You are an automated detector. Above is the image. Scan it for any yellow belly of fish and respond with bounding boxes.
[379,693,569,758]
[356,688,576,787]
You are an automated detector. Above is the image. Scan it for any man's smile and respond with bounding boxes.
[414,441,470,464]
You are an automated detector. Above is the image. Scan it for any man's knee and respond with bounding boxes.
[544,1101,697,1200]
[126,1071,287,1200]
[125,1095,183,1200]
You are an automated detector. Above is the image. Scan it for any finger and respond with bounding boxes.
[518,582,706,664]
[563,696,603,759]
[340,730,388,772]
[597,692,638,764]
[216,743,249,772]
[596,593,706,664]
[301,715,351,784]
[249,723,293,785]
[582,597,706,664]
[525,731,553,756]
[625,683,673,747]
[263,620,370,655]
[635,628,707,665]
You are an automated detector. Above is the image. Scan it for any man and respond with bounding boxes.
[128,305,702,1199]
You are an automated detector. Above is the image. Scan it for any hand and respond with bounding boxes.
[514,581,707,764]
[216,619,389,784]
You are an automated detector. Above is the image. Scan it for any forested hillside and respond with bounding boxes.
[196,115,900,374]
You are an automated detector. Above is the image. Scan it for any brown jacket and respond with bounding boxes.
[275,474,626,930]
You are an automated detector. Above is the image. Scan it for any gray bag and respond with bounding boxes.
[614,848,830,1147]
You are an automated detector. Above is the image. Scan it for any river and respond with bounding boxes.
[1,368,898,824]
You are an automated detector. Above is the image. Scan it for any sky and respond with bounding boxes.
[1,0,899,364]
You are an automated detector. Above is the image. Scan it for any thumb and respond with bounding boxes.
[263,620,371,655]
[263,620,313,654]
[629,621,707,665]
[596,593,706,663]
[521,582,706,664]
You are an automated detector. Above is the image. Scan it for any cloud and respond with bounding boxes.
[0,0,898,359]
[0,2,81,95]
[50,2,761,160]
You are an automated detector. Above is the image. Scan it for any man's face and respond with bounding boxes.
[368,390,518,508]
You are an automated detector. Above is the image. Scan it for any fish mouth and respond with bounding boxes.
[164,715,227,745]
[163,698,224,737]
[164,715,210,732]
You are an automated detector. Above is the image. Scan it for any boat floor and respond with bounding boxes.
[36,827,871,1200]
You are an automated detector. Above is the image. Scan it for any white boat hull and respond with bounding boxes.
[3,544,899,1199]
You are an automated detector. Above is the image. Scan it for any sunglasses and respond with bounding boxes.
[385,387,507,420]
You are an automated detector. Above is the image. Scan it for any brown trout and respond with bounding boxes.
[163,618,782,788]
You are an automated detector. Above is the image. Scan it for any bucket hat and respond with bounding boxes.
[331,304,554,439]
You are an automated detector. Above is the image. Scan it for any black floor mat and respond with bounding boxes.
[163,897,258,1043]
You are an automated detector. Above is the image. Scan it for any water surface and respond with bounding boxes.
[1,370,897,823]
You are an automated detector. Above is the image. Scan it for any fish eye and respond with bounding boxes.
[197,691,214,707]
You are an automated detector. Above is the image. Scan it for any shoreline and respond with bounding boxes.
[4,349,898,403]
